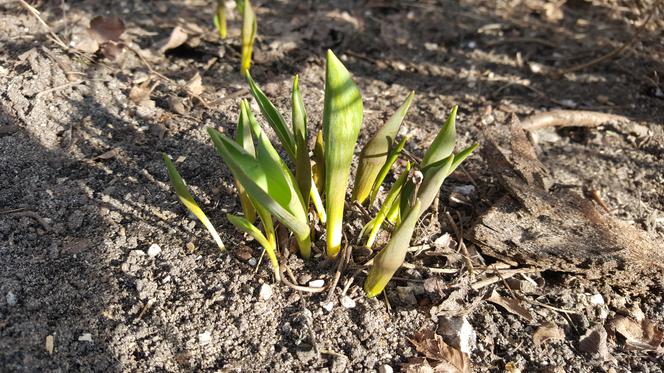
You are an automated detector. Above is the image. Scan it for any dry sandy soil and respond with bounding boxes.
[1,0,663,372]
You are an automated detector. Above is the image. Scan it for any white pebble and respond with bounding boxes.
[590,293,605,305]
[248,258,257,266]
[322,301,334,312]
[78,333,93,342]
[308,279,325,288]
[147,244,162,257]
[198,331,212,345]
[259,284,272,300]
[6,291,17,306]
[379,365,394,373]
[341,296,356,309]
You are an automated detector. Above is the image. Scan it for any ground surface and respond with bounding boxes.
[1,0,663,372]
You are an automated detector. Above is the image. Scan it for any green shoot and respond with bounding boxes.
[246,72,296,160]
[323,50,363,257]
[368,136,408,206]
[364,198,421,298]
[352,91,414,204]
[207,128,311,258]
[292,75,311,210]
[162,154,225,251]
[235,100,257,222]
[240,0,256,76]
[227,214,280,281]
[213,0,227,39]
[362,162,411,249]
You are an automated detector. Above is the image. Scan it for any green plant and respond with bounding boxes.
[213,0,257,76]
[163,50,477,297]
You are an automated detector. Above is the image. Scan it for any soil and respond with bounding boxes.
[1,0,663,372]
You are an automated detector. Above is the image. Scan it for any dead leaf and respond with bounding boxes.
[186,72,204,96]
[89,16,125,42]
[486,290,533,322]
[92,148,120,161]
[99,42,125,60]
[408,329,471,373]
[403,357,436,373]
[69,27,100,53]
[612,316,664,352]
[159,26,188,54]
[533,323,565,346]
[579,324,610,361]
[129,80,156,106]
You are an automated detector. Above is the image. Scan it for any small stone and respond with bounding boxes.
[198,331,212,345]
[78,333,93,342]
[590,293,605,305]
[341,296,356,309]
[248,258,257,266]
[308,279,325,288]
[379,365,394,373]
[259,284,273,300]
[147,244,161,257]
[322,301,334,312]
[6,291,17,306]
[45,335,54,355]
[424,42,438,51]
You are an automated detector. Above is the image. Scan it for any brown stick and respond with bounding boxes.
[520,110,629,131]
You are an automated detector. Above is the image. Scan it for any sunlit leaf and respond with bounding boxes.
[162,153,225,251]
[227,214,280,281]
[353,91,414,204]
[364,198,421,297]
[240,0,256,76]
[207,128,312,258]
[213,0,227,39]
[363,163,411,249]
[246,72,296,159]
[368,136,408,206]
[292,75,311,209]
[323,50,364,257]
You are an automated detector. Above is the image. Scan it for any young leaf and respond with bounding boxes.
[352,91,414,204]
[312,129,325,193]
[240,0,256,76]
[364,163,411,249]
[235,100,257,222]
[323,49,364,257]
[213,0,227,39]
[368,136,408,206]
[413,155,454,219]
[292,75,311,209]
[162,154,225,251]
[421,106,457,168]
[227,214,280,281]
[364,198,422,298]
[246,72,296,159]
[243,100,308,227]
[207,128,312,258]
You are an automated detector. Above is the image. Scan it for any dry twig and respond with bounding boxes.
[520,110,629,131]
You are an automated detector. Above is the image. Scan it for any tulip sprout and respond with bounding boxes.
[213,0,256,76]
[163,50,477,296]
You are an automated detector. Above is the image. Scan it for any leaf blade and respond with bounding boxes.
[162,154,225,251]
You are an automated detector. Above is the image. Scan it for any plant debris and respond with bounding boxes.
[486,289,533,322]
[470,114,664,293]
[406,329,471,373]
[610,316,664,352]
[533,322,565,346]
